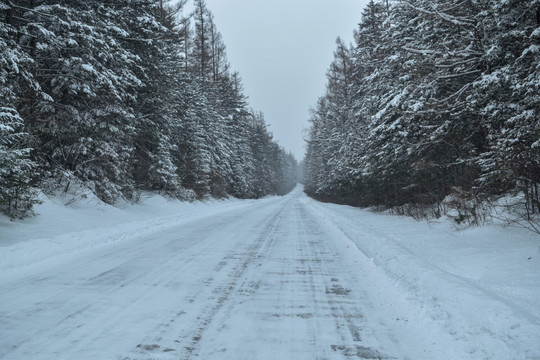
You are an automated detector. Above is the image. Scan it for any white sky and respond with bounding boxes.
[188,0,369,159]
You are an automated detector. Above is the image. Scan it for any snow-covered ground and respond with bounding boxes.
[1,185,539,359]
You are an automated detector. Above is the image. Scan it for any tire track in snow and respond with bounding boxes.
[1,199,282,360]
[294,200,391,360]
[163,190,393,360]
[158,198,291,359]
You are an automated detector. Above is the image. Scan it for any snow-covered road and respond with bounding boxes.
[1,186,539,359]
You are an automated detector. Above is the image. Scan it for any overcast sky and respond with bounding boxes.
[190,0,369,160]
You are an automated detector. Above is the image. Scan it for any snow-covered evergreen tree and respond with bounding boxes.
[0,6,40,218]
[475,0,540,216]
[15,1,140,203]
[0,108,38,218]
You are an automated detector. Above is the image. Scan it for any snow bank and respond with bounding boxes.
[0,191,257,274]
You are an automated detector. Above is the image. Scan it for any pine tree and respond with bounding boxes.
[191,0,213,81]
[0,4,40,218]
[475,0,540,216]
[122,0,187,195]
[16,1,141,203]
[217,73,256,198]
[0,108,38,218]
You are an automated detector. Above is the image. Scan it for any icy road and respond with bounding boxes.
[1,186,539,359]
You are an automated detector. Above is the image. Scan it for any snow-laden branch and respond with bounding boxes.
[402,1,476,27]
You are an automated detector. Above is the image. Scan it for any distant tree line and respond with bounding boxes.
[0,0,297,218]
[304,0,540,223]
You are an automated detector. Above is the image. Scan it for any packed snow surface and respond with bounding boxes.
[1,186,539,359]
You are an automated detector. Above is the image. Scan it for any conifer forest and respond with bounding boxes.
[0,0,298,218]
[304,0,540,225]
